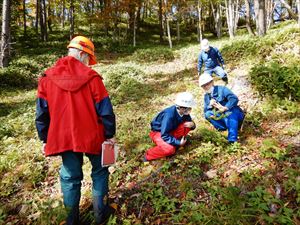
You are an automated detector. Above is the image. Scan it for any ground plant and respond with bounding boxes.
[0,17,299,225]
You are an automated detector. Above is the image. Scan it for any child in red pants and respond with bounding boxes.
[145,92,196,161]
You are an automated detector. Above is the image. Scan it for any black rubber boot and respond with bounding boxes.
[93,195,115,225]
[65,206,80,225]
[222,76,228,85]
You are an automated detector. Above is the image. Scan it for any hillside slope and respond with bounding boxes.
[0,22,299,224]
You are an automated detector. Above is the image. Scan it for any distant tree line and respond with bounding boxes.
[1,0,300,67]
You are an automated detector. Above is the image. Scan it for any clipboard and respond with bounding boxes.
[101,141,118,167]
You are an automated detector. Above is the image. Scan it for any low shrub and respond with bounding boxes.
[250,62,300,100]
[130,47,175,63]
[102,65,152,104]
[0,54,59,89]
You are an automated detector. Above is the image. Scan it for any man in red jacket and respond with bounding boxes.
[35,36,116,225]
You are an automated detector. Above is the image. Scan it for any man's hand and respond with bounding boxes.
[107,137,116,144]
[223,65,226,70]
[180,136,187,146]
[214,102,228,112]
[184,121,195,128]
[209,99,217,107]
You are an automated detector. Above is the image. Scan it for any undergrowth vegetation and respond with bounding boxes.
[128,47,175,63]
[222,21,300,100]
[0,22,299,224]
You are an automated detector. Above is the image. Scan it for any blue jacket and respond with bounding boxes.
[151,105,194,146]
[204,86,238,113]
[197,47,225,72]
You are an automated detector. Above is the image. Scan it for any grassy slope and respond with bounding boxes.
[0,22,299,224]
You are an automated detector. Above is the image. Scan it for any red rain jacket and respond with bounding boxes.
[36,56,115,156]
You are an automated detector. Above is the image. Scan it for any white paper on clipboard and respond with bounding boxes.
[101,141,119,167]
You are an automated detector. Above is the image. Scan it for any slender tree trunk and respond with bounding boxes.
[225,0,234,38]
[39,0,45,40]
[245,0,255,35]
[159,0,163,43]
[211,1,222,38]
[164,14,168,37]
[48,0,52,32]
[164,0,172,48]
[35,0,39,32]
[197,0,202,43]
[89,0,94,33]
[70,0,75,39]
[176,20,180,41]
[297,0,300,27]
[143,0,148,19]
[23,0,27,37]
[133,11,136,47]
[42,0,48,40]
[136,0,142,31]
[1,0,11,68]
[254,0,259,29]
[225,0,240,38]
[62,0,65,28]
[166,15,172,48]
[176,0,181,41]
[233,0,240,34]
[257,0,266,36]
[265,0,275,30]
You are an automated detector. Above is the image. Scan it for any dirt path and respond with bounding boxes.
[227,64,259,112]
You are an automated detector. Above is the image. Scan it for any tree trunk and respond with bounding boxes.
[164,0,172,48]
[48,0,52,32]
[280,0,299,20]
[176,20,180,41]
[159,0,163,43]
[136,0,142,31]
[133,11,136,47]
[225,0,235,38]
[257,0,266,36]
[228,0,235,38]
[39,0,45,40]
[35,0,39,32]
[1,0,11,68]
[297,0,300,27]
[211,1,222,38]
[254,0,259,29]
[89,0,94,33]
[143,0,148,19]
[166,15,172,48]
[42,0,48,40]
[245,0,255,35]
[70,0,75,39]
[265,0,275,30]
[62,0,65,28]
[23,0,27,37]
[197,0,203,43]
[176,0,181,41]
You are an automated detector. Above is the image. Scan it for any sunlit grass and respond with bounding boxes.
[0,21,300,224]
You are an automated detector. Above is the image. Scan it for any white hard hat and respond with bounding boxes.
[199,73,213,86]
[201,39,209,51]
[175,92,196,108]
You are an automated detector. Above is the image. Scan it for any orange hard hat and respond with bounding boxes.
[67,36,97,65]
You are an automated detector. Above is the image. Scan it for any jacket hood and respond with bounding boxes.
[45,56,101,92]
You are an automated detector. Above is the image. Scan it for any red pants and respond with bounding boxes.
[145,123,191,161]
